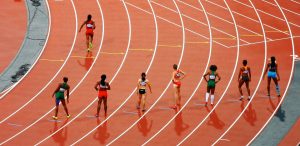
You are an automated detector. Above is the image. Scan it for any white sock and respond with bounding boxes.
[205,93,209,102]
[211,95,215,104]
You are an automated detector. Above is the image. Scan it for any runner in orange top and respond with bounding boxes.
[171,64,186,109]
[79,14,96,52]
[94,74,110,117]
[238,60,251,100]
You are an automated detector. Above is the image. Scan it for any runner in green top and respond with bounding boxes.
[52,77,71,120]
[203,65,221,106]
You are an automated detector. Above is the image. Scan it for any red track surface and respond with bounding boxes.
[0,1,26,73]
[0,0,299,145]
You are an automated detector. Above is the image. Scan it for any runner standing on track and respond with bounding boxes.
[52,77,70,120]
[171,64,186,109]
[203,65,221,106]
[94,74,110,117]
[79,14,95,52]
[263,56,281,97]
[136,72,152,112]
[238,60,251,100]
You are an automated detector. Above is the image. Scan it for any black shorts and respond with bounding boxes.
[242,76,249,82]
[139,89,146,94]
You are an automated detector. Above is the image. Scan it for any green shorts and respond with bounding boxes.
[207,80,216,88]
[55,92,64,100]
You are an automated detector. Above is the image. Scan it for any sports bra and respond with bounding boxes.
[58,83,67,92]
[99,82,108,90]
[269,63,277,72]
[242,66,249,74]
[174,70,182,79]
[139,79,148,86]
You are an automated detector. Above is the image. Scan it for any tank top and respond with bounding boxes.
[269,63,276,72]
[209,71,216,80]
[139,79,148,86]
[86,20,94,29]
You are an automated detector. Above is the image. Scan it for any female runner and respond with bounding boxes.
[238,60,251,100]
[203,65,221,106]
[171,64,186,109]
[94,74,111,117]
[263,56,281,97]
[52,77,71,120]
[136,72,152,112]
[79,14,96,52]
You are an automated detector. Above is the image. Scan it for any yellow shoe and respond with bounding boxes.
[52,116,58,120]
[67,115,71,118]
[89,42,93,49]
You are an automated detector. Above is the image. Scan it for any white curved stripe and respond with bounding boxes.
[261,0,300,16]
[177,0,241,145]
[212,0,268,145]
[141,0,213,145]
[0,0,52,98]
[0,0,77,124]
[247,0,295,145]
[0,0,79,144]
[70,0,159,144]
[33,0,106,145]
[107,0,186,145]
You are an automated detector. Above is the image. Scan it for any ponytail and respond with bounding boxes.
[100,74,106,86]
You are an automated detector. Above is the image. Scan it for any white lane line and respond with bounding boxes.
[206,0,290,36]
[107,0,187,145]
[70,0,158,145]
[212,0,268,145]
[290,0,300,5]
[262,0,300,16]
[0,0,52,99]
[141,0,213,145]
[228,36,300,48]
[151,0,250,44]
[0,0,75,125]
[247,0,295,145]
[178,0,241,145]
[233,0,300,28]
[125,1,229,48]
[177,0,272,41]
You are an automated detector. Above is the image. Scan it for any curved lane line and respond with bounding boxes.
[177,0,241,145]
[140,0,213,145]
[70,0,159,144]
[106,0,186,145]
[0,0,51,98]
[247,0,295,145]
[212,0,268,144]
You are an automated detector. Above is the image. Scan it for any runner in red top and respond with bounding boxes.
[79,14,96,52]
[171,64,186,109]
[94,74,110,117]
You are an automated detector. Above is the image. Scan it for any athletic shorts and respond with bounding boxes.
[98,90,107,99]
[86,29,94,36]
[241,76,249,82]
[55,92,64,106]
[207,80,216,88]
[267,71,277,79]
[139,89,146,94]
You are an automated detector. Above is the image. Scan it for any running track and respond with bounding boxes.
[0,0,299,145]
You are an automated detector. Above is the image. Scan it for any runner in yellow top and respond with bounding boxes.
[238,60,251,100]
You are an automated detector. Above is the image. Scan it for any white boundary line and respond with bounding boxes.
[206,0,290,36]
[0,0,52,98]
[177,0,272,41]
[70,0,158,145]
[177,0,241,145]
[125,1,229,48]
[290,0,300,5]
[140,0,212,144]
[151,1,250,44]
[213,0,268,144]
[0,0,77,124]
[262,0,300,16]
[107,0,187,144]
[247,0,295,145]
[233,0,300,28]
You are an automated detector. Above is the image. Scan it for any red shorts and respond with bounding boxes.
[86,29,94,36]
[173,81,181,88]
[98,90,107,99]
